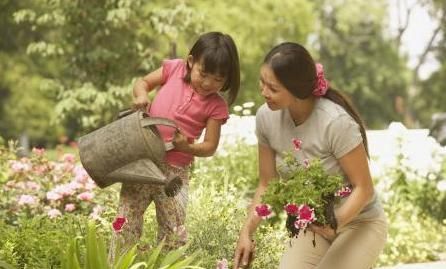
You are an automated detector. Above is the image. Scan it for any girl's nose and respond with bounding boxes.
[201,79,212,90]
[260,86,270,98]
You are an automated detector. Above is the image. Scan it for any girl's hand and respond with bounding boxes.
[308,224,336,241]
[233,232,255,269]
[133,95,150,111]
[172,130,191,153]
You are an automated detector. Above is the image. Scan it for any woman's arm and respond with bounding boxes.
[310,142,374,239]
[173,118,222,157]
[334,142,375,228]
[233,143,277,269]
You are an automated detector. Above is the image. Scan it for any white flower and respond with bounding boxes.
[233,105,243,112]
[242,101,255,108]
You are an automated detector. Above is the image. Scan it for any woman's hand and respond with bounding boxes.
[308,224,336,241]
[233,233,255,269]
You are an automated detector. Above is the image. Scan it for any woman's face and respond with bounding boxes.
[188,56,226,97]
[259,64,295,110]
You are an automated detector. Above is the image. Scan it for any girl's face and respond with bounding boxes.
[259,64,295,110]
[188,56,226,97]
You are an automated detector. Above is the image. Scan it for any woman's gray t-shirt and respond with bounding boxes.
[256,98,377,212]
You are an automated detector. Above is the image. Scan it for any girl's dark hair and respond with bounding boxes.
[184,32,240,105]
[264,42,369,155]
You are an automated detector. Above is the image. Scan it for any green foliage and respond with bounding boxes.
[262,155,344,226]
[0,215,87,269]
[191,142,258,194]
[377,201,446,266]
[0,138,445,267]
[12,1,206,133]
[61,221,204,269]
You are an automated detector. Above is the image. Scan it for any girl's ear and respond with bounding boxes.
[187,55,194,68]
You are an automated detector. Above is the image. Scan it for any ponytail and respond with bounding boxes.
[324,88,369,157]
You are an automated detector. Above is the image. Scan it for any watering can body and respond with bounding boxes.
[78,110,182,196]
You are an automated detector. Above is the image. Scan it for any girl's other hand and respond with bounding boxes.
[133,95,150,111]
[172,130,192,153]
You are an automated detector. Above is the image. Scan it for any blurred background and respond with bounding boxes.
[1,1,446,268]
[1,0,445,149]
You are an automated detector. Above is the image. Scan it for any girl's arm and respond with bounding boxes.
[334,142,375,228]
[233,143,277,269]
[133,67,163,109]
[173,118,222,157]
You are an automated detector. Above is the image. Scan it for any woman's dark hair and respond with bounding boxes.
[184,31,240,105]
[264,42,369,155]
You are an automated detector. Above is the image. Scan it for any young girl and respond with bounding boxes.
[110,32,240,256]
[233,42,387,269]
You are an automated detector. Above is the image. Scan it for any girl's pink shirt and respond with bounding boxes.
[148,59,229,167]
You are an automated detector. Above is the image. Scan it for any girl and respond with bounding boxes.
[233,42,387,269]
[110,31,240,257]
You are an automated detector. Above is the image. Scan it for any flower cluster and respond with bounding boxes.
[1,144,103,223]
[312,63,329,97]
[255,138,348,238]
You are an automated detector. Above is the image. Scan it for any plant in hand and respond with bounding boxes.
[255,138,350,244]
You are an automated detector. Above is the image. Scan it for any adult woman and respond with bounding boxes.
[233,42,387,269]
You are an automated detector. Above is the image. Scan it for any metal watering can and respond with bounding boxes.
[78,109,182,197]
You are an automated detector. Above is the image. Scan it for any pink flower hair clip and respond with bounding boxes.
[312,63,329,97]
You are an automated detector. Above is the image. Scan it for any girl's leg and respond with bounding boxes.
[278,232,331,269]
[154,165,189,249]
[108,182,154,261]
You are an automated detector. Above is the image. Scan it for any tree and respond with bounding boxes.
[313,0,410,128]
[14,0,204,136]
[0,0,62,146]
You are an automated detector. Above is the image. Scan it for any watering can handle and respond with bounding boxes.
[140,117,179,151]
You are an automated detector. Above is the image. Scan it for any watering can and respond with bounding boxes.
[78,109,182,197]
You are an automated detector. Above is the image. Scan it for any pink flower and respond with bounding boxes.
[10,160,31,173]
[255,204,274,219]
[77,191,94,201]
[298,204,316,222]
[18,194,38,206]
[335,186,352,197]
[112,216,128,233]
[216,258,228,269]
[294,219,311,229]
[312,63,329,97]
[173,225,188,242]
[292,138,302,151]
[48,208,62,219]
[89,205,103,220]
[65,203,76,212]
[32,147,45,156]
[46,190,63,201]
[303,159,310,168]
[62,153,76,163]
[284,203,299,216]
[74,165,90,183]
[25,181,41,191]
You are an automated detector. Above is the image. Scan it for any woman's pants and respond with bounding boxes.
[279,205,388,269]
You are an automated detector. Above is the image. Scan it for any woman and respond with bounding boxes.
[233,42,387,269]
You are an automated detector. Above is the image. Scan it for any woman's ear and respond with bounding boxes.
[187,55,194,68]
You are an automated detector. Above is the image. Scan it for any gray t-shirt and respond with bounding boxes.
[256,98,377,211]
